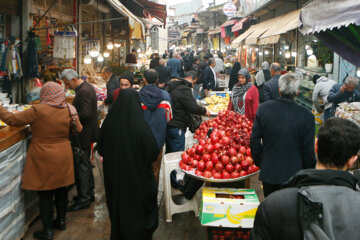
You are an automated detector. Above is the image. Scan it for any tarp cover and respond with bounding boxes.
[300,0,360,34]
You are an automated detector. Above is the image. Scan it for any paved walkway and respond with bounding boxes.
[24,157,263,240]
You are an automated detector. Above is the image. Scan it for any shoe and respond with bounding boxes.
[73,195,95,202]
[53,218,66,231]
[67,200,91,212]
[33,229,53,240]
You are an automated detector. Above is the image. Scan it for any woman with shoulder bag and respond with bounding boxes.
[0,82,82,240]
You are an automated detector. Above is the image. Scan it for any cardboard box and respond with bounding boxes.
[200,188,259,228]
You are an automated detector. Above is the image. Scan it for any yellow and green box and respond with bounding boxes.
[199,188,259,228]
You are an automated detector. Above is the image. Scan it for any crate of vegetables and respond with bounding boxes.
[179,111,259,182]
[200,187,259,228]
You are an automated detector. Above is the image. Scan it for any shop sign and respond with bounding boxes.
[239,0,272,17]
[196,28,204,34]
[223,2,237,17]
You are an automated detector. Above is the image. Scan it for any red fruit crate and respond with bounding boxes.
[207,227,251,240]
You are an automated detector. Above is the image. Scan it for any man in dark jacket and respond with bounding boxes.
[202,58,217,96]
[263,62,282,102]
[250,73,316,197]
[139,69,172,184]
[191,57,201,99]
[251,118,360,240]
[154,59,171,88]
[328,76,360,116]
[104,67,119,106]
[166,54,182,78]
[125,49,137,64]
[60,69,99,211]
[165,77,209,153]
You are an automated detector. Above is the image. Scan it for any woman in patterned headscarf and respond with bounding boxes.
[0,82,82,240]
[228,68,259,122]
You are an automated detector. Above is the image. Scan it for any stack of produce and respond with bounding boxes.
[335,102,360,126]
[204,94,230,114]
[179,110,259,180]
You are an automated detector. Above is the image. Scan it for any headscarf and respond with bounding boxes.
[97,88,159,240]
[229,62,241,90]
[231,68,253,114]
[40,82,77,119]
[255,61,271,87]
[120,70,134,85]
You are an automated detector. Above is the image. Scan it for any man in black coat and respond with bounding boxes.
[104,67,119,107]
[164,77,209,153]
[263,62,282,102]
[250,73,316,197]
[60,69,99,211]
[202,58,217,96]
[251,118,360,240]
[154,59,171,88]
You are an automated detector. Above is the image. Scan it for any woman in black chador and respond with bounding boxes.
[97,88,160,240]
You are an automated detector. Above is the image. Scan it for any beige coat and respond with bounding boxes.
[0,104,82,190]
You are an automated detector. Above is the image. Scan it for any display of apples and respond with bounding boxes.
[179,110,260,180]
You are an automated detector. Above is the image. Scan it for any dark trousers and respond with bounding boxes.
[74,147,95,202]
[38,187,67,230]
[262,181,282,197]
[165,127,185,153]
[324,108,331,121]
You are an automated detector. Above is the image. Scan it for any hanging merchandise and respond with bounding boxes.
[25,33,40,79]
[53,26,77,59]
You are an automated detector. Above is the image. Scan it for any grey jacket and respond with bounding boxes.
[312,77,336,112]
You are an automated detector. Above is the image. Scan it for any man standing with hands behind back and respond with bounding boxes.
[60,69,99,211]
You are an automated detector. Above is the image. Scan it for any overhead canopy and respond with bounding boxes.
[208,28,221,35]
[261,9,300,38]
[181,32,190,38]
[107,0,145,39]
[221,20,237,28]
[136,0,167,26]
[300,0,360,66]
[299,0,360,35]
[257,35,281,45]
[232,17,250,32]
[245,17,278,44]
[231,26,256,47]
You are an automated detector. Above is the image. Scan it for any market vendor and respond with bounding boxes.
[227,69,259,122]
[328,76,360,117]
[112,70,134,103]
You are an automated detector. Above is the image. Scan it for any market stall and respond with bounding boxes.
[179,110,260,239]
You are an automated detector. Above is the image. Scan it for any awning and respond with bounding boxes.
[257,35,281,45]
[299,0,360,35]
[141,17,163,28]
[107,0,145,40]
[137,0,167,27]
[209,28,221,35]
[231,17,250,32]
[245,18,278,44]
[261,9,300,39]
[299,0,360,66]
[230,26,256,47]
[181,32,190,38]
[221,20,237,28]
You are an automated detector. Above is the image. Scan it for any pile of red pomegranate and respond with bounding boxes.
[179,110,259,180]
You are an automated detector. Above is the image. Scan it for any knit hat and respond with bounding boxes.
[120,70,134,85]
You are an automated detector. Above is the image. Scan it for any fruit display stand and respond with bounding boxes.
[200,92,231,117]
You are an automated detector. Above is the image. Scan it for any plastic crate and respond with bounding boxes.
[207,227,251,240]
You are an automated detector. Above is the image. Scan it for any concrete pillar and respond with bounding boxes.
[21,0,32,49]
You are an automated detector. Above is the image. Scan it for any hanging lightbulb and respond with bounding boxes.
[306,47,313,55]
[242,45,246,49]
[264,50,269,55]
[313,39,318,42]
[305,45,310,49]
[114,42,121,48]
[84,55,92,64]
[259,52,263,56]
[279,51,282,55]
[255,48,259,51]
[89,46,99,57]
[291,51,297,57]
[107,42,114,50]
[284,45,289,50]
[137,48,141,53]
[285,51,291,59]
[103,51,110,58]
[97,53,104,62]
[357,68,360,77]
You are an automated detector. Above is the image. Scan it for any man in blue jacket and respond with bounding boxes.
[263,62,282,102]
[139,69,172,184]
[328,76,360,116]
[166,54,182,78]
[250,73,316,197]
